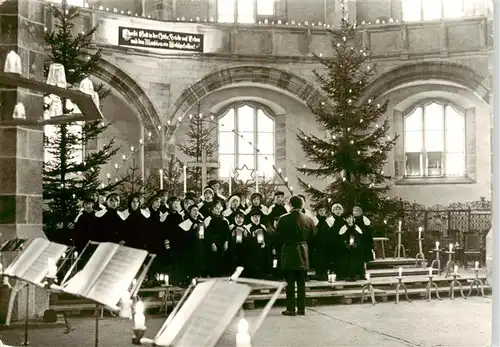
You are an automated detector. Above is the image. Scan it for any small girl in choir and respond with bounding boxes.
[244,209,268,279]
[229,210,248,271]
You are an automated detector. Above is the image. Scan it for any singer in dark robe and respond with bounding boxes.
[198,187,215,218]
[244,193,268,224]
[228,210,248,270]
[122,194,149,250]
[182,192,197,217]
[208,180,227,210]
[222,194,242,225]
[311,202,335,280]
[94,193,125,243]
[244,209,269,278]
[178,204,206,281]
[145,195,168,276]
[205,201,231,277]
[73,196,97,253]
[157,190,169,214]
[336,214,365,281]
[267,191,288,279]
[330,203,345,275]
[164,197,185,282]
[353,206,374,264]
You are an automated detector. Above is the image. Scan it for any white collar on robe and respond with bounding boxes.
[95,208,126,220]
[339,225,363,235]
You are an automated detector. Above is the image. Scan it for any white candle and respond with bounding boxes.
[365,273,370,281]
[133,313,146,329]
[158,274,164,282]
[454,265,459,274]
[47,258,57,278]
[428,267,432,276]
[164,275,169,286]
[119,295,132,318]
[257,231,264,244]
[198,226,205,239]
[349,236,354,245]
[236,319,251,347]
[435,241,440,249]
[236,229,242,243]
[418,227,422,239]
[183,165,187,193]
[449,243,453,252]
[475,261,479,269]
[255,170,259,193]
[228,168,232,195]
[398,220,402,232]
[398,267,402,277]
[273,259,278,268]
[159,169,164,190]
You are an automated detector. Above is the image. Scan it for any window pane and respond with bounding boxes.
[237,0,255,23]
[425,130,444,151]
[238,134,255,154]
[237,154,255,170]
[426,151,443,176]
[405,107,423,131]
[424,103,444,130]
[219,154,235,178]
[257,109,273,132]
[446,129,465,152]
[257,0,274,15]
[258,154,274,179]
[402,0,422,21]
[443,0,464,18]
[219,109,234,131]
[405,152,422,176]
[237,105,254,132]
[219,132,235,154]
[422,0,441,19]
[405,131,423,152]
[446,153,465,176]
[445,106,464,130]
[257,132,274,154]
[217,0,235,23]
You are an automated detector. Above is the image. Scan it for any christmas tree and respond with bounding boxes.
[144,155,184,198]
[43,0,122,241]
[177,108,218,195]
[297,9,398,217]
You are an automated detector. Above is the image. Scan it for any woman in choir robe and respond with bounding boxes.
[244,193,268,224]
[198,187,215,218]
[336,214,365,281]
[222,194,242,225]
[73,196,98,253]
[94,193,125,244]
[178,204,205,281]
[353,206,374,264]
[311,202,335,280]
[122,194,149,250]
[244,209,269,279]
[228,210,248,270]
[330,203,345,276]
[205,201,231,277]
[208,180,227,210]
[182,192,197,218]
[146,195,168,277]
[157,190,169,214]
[164,197,184,282]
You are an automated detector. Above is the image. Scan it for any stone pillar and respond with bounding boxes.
[486,26,493,285]
[0,0,49,322]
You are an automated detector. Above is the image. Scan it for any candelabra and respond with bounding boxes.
[429,244,441,275]
[424,273,442,301]
[415,237,425,267]
[393,276,411,304]
[448,271,466,300]
[467,266,486,297]
[360,274,377,305]
[444,246,456,278]
[393,229,406,259]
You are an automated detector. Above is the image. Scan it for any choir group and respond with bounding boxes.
[71,180,375,285]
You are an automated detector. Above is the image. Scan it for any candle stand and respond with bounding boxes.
[393,231,406,259]
[159,285,176,316]
[415,238,426,267]
[444,250,456,278]
[360,279,377,305]
[467,268,486,297]
[429,248,441,275]
[132,327,147,345]
[424,275,442,301]
[393,277,411,304]
[448,273,466,300]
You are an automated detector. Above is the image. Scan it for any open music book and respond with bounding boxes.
[2,238,68,286]
[153,279,252,347]
[58,242,149,311]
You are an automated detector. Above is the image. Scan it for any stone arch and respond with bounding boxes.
[363,61,490,105]
[169,65,324,125]
[93,59,161,132]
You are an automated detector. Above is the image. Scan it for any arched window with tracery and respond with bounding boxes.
[218,103,275,179]
[404,101,466,178]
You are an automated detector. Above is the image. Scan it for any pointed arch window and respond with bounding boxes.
[218,103,275,179]
[404,101,466,178]
[216,0,276,23]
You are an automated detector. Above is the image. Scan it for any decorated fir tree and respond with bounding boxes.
[43,0,122,241]
[297,11,399,218]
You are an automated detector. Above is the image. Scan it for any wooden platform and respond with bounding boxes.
[368,257,418,268]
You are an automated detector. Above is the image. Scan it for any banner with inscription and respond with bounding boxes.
[118,26,204,53]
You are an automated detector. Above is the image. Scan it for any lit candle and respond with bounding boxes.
[158,274,164,282]
[159,169,164,190]
[365,273,370,281]
[435,241,440,250]
[133,301,146,329]
[183,165,187,193]
[349,236,354,246]
[228,167,232,195]
[164,275,169,286]
[475,261,479,269]
[273,259,278,268]
[236,228,242,243]
[119,294,132,318]
[236,318,252,347]
[454,265,458,274]
[428,267,433,276]
[198,225,205,239]
[47,258,57,278]
[398,220,402,232]
[418,227,422,239]
[257,230,264,244]
[449,243,453,252]
[255,170,259,193]
[398,267,402,277]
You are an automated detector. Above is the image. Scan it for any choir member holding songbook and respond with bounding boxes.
[205,201,231,277]
[244,193,268,224]
[310,202,335,280]
[182,192,197,218]
[178,204,206,280]
[122,194,149,250]
[330,203,345,276]
[244,209,269,278]
[73,196,98,252]
[336,214,365,281]
[164,197,185,282]
[94,193,125,244]
[267,191,288,279]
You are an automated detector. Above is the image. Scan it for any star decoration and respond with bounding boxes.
[234,164,255,183]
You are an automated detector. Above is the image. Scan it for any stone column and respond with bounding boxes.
[0,0,48,322]
[486,21,493,285]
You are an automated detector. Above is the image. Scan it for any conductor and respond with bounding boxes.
[275,195,316,316]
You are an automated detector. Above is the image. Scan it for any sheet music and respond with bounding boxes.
[21,242,68,285]
[86,245,148,309]
[155,281,251,347]
[4,239,48,280]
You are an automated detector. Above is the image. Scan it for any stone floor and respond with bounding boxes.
[0,297,491,347]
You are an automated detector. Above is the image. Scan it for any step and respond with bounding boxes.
[368,257,417,267]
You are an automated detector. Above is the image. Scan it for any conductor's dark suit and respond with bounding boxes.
[275,209,316,313]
